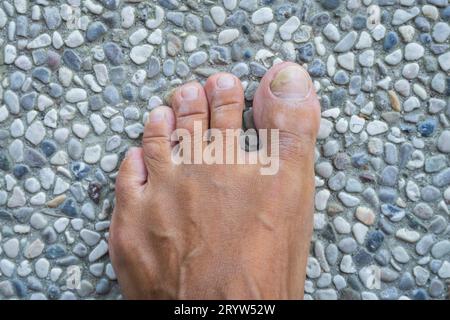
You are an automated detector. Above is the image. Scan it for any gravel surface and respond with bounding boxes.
[0,0,450,300]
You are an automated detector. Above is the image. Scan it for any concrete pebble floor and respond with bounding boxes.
[0,0,450,300]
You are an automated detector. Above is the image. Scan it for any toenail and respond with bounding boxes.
[181,84,199,100]
[270,65,311,99]
[149,108,167,123]
[216,74,235,89]
[126,147,139,157]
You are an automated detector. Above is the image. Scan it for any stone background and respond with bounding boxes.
[0,0,450,300]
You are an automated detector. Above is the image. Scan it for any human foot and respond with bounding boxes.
[109,62,321,299]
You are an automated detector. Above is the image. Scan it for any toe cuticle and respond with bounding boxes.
[270,66,312,99]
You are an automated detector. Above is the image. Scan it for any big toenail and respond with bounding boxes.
[217,74,235,89]
[270,65,311,99]
[181,84,199,100]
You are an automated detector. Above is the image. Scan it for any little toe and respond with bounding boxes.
[142,106,176,171]
[115,147,147,203]
[252,62,321,160]
[204,73,244,131]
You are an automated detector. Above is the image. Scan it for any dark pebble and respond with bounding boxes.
[321,223,337,242]
[320,0,340,10]
[122,84,138,101]
[47,285,61,300]
[353,248,373,267]
[226,10,248,27]
[158,0,179,9]
[0,151,11,171]
[60,198,78,217]
[55,256,80,267]
[275,4,297,21]
[12,164,30,179]
[249,62,267,77]
[331,88,347,106]
[96,278,111,295]
[417,118,436,137]
[73,243,88,257]
[333,152,350,170]
[308,59,326,77]
[352,15,366,30]
[32,49,48,65]
[109,66,126,85]
[351,152,369,168]
[13,207,32,223]
[102,11,121,28]
[442,6,450,20]
[11,279,27,298]
[31,67,51,84]
[412,289,428,300]
[398,272,415,290]
[103,42,124,66]
[340,288,361,300]
[48,83,62,98]
[41,226,58,244]
[9,71,25,91]
[16,15,28,37]
[202,15,217,32]
[62,49,82,71]
[103,85,120,106]
[366,230,384,252]
[297,42,314,62]
[430,44,449,55]
[88,182,102,204]
[210,46,231,64]
[378,187,397,203]
[383,31,399,52]
[24,148,47,168]
[399,142,413,169]
[89,95,105,111]
[0,210,13,221]
[47,51,61,70]
[86,21,108,42]
[415,16,430,32]
[419,33,432,44]
[45,244,67,259]
[20,92,37,110]
[40,140,57,157]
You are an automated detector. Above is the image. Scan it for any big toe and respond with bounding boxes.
[253,62,321,158]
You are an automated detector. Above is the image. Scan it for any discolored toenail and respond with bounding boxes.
[181,84,199,100]
[216,74,235,89]
[270,65,312,99]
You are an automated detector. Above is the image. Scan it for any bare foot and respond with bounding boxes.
[109,62,321,299]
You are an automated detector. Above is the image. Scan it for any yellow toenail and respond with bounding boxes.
[270,65,312,99]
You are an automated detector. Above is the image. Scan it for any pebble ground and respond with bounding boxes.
[0,0,450,300]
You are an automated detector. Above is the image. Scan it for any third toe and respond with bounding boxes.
[205,73,244,130]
